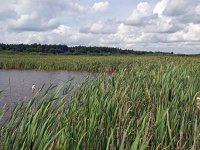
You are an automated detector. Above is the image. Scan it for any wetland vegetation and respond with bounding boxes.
[0,50,199,72]
[0,48,200,149]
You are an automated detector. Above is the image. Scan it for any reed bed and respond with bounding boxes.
[0,61,200,149]
[0,52,200,72]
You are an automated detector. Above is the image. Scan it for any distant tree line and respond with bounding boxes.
[0,43,173,55]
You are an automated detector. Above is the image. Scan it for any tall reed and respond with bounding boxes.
[0,52,200,72]
[0,62,200,149]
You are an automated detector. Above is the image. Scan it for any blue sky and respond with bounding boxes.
[0,0,200,54]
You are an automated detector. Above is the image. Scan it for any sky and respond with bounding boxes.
[0,0,200,54]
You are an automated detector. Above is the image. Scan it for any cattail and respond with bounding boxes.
[197,97,200,110]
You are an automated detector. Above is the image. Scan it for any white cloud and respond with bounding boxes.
[126,2,156,26]
[0,1,17,20]
[163,0,188,16]
[159,0,200,24]
[1,0,87,32]
[68,2,88,13]
[8,14,59,32]
[90,21,104,32]
[0,0,200,54]
[196,5,200,15]
[169,23,200,42]
[153,0,168,15]
[92,1,109,12]
[0,24,90,45]
[80,20,116,34]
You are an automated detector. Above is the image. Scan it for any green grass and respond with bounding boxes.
[0,60,200,149]
[0,51,200,72]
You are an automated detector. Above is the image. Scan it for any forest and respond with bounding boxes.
[0,43,173,55]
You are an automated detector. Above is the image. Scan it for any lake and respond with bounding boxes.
[0,70,98,108]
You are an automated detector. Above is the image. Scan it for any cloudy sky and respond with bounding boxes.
[0,0,200,54]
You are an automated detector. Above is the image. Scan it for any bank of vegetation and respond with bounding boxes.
[0,51,200,72]
[0,44,200,149]
[0,62,200,149]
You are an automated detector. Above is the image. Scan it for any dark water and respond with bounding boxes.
[0,70,98,108]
